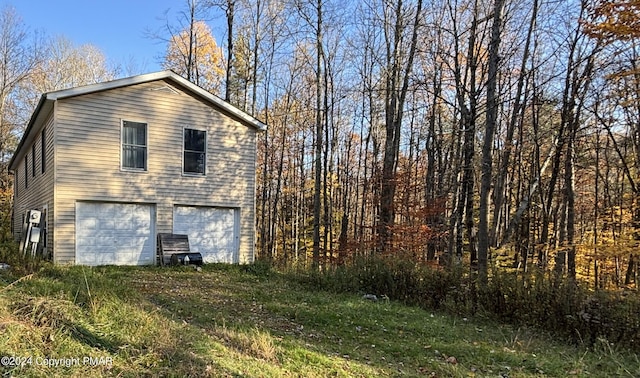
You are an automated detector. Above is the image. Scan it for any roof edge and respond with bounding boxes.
[9,70,267,171]
[8,94,50,171]
[46,70,267,131]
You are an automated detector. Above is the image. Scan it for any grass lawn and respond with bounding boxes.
[0,264,638,377]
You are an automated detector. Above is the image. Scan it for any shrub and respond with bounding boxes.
[295,255,640,352]
[244,258,273,277]
[0,241,49,276]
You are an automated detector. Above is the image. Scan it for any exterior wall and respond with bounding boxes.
[12,113,55,256]
[53,80,257,264]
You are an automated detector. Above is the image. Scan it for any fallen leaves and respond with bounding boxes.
[445,355,458,364]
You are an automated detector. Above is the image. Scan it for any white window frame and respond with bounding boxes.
[121,119,148,172]
[182,127,207,176]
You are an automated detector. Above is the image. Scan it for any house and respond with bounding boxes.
[8,70,266,266]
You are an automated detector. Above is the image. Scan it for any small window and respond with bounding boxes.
[183,128,206,175]
[24,156,28,188]
[31,144,36,177]
[41,128,46,174]
[122,120,147,170]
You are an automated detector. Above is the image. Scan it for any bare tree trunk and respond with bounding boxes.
[564,118,577,279]
[378,0,423,252]
[312,0,324,268]
[224,0,235,101]
[447,0,479,266]
[187,1,196,81]
[562,18,599,279]
[594,127,600,289]
[477,0,505,282]
[267,89,293,260]
[425,59,443,261]
[249,0,263,116]
[501,134,556,247]
[491,0,537,246]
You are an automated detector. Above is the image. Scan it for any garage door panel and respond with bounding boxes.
[95,253,115,265]
[203,222,217,232]
[133,209,151,225]
[115,218,132,230]
[133,218,151,230]
[97,219,115,230]
[77,217,97,230]
[76,202,155,266]
[173,206,238,264]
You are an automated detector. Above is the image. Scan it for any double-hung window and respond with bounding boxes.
[122,120,147,171]
[31,144,36,177]
[41,128,46,174]
[183,128,206,175]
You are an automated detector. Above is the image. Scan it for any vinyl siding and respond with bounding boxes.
[53,80,257,264]
[13,113,55,258]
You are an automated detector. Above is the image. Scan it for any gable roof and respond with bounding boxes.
[9,70,266,171]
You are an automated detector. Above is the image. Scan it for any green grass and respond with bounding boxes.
[0,264,638,377]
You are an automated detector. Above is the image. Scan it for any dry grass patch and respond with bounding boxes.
[11,296,77,329]
[215,326,280,363]
[0,264,638,377]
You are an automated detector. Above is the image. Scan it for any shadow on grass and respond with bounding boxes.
[1,266,247,376]
[4,264,638,377]
[132,266,431,376]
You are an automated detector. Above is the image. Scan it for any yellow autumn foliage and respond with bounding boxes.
[584,0,640,41]
[163,20,225,94]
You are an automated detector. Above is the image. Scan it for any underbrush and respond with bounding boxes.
[1,262,639,376]
[0,241,49,276]
[295,255,640,352]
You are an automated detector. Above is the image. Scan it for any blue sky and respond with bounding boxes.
[3,0,219,73]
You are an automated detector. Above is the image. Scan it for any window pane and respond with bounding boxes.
[123,146,146,169]
[31,144,36,177]
[123,121,146,145]
[122,121,147,170]
[184,129,205,152]
[41,128,46,174]
[183,128,206,175]
[184,151,205,174]
[123,146,133,167]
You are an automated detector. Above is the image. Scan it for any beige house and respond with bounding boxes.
[9,71,265,265]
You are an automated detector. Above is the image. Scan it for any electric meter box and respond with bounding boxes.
[29,210,41,224]
[30,227,41,243]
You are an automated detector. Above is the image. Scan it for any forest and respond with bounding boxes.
[244,0,639,290]
[0,0,639,293]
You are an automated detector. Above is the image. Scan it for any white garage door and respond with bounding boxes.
[76,202,155,266]
[173,206,238,263]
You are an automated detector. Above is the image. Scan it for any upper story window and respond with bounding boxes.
[41,128,46,174]
[183,128,206,175]
[31,144,36,177]
[24,156,28,189]
[121,120,147,171]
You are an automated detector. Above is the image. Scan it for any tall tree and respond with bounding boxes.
[208,0,237,101]
[477,0,506,281]
[378,0,424,252]
[0,6,40,161]
[0,6,40,240]
[161,1,225,93]
[16,36,116,120]
[312,0,324,267]
[491,0,538,247]
[447,0,482,265]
